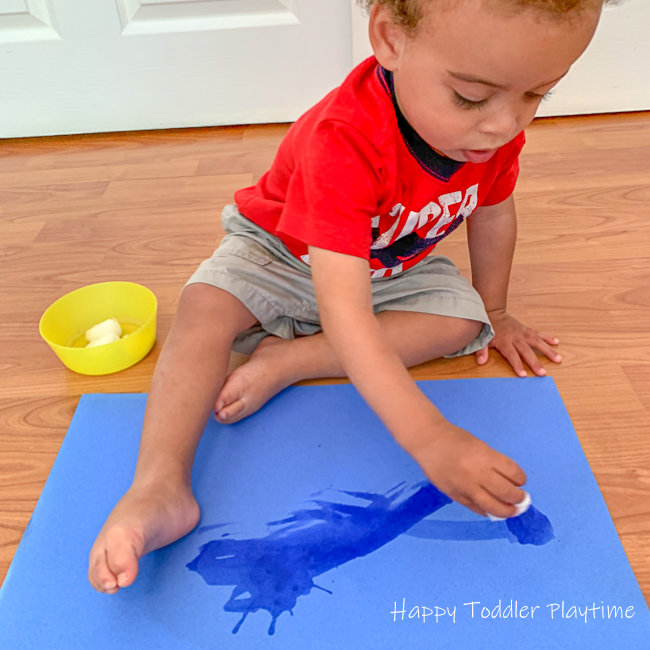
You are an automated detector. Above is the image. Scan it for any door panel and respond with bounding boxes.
[0,0,352,137]
[117,0,300,35]
[0,0,58,42]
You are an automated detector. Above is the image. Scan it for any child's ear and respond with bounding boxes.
[368,2,407,71]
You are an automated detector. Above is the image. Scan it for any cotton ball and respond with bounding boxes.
[487,491,532,522]
[85,317,122,342]
[86,332,120,348]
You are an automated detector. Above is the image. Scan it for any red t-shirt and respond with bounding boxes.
[235,56,525,278]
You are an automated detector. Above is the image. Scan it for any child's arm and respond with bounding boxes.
[309,244,526,519]
[467,195,562,377]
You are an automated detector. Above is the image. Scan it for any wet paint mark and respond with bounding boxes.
[506,505,554,546]
[187,482,553,635]
[405,519,516,542]
[404,505,553,546]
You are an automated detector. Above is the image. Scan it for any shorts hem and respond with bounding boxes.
[184,269,281,326]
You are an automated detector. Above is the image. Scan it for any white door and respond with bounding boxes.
[0,0,353,137]
[535,0,650,118]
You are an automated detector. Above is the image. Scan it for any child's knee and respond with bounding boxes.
[178,283,256,334]
[458,318,484,347]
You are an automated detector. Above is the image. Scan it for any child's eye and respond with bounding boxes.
[526,89,555,103]
[453,91,488,111]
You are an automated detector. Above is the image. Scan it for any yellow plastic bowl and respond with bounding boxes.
[39,281,157,376]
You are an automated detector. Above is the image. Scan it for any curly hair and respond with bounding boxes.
[357,0,615,33]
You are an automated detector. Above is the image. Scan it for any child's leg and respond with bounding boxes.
[215,311,482,423]
[88,283,257,594]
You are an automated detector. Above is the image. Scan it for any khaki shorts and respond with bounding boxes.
[185,204,495,356]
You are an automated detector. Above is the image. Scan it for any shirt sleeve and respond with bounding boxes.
[276,120,384,259]
[481,131,526,206]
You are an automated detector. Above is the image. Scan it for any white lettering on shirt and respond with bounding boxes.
[371,185,480,251]
[425,191,462,239]
[457,184,479,218]
[371,203,405,249]
[417,201,442,229]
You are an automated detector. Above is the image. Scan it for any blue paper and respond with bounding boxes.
[1,378,648,649]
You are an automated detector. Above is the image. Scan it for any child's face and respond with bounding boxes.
[370,0,601,162]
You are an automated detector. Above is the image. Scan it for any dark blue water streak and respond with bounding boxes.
[187,482,553,635]
[506,505,554,545]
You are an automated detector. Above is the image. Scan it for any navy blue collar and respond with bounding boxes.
[377,65,465,182]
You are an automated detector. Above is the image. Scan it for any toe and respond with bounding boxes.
[218,399,247,423]
[89,545,118,593]
[104,528,142,590]
[214,376,243,413]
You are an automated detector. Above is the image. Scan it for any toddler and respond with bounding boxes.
[89,0,607,594]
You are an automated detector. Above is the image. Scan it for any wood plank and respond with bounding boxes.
[0,159,200,188]
[0,174,252,219]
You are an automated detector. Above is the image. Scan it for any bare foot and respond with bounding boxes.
[88,482,200,594]
[214,336,297,424]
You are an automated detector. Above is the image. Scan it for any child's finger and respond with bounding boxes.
[514,341,546,376]
[499,342,527,377]
[537,330,560,346]
[500,457,527,486]
[475,346,489,365]
[474,488,517,520]
[455,494,487,517]
[531,338,562,363]
[482,472,526,508]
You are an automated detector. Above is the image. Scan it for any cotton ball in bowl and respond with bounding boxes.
[86,332,121,348]
[85,317,122,342]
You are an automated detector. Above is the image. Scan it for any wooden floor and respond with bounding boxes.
[1,114,649,603]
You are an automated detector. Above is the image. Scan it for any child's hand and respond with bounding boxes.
[477,308,562,377]
[412,421,527,518]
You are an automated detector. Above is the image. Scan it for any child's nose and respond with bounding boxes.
[477,110,521,143]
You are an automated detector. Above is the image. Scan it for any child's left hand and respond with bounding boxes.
[476,309,562,377]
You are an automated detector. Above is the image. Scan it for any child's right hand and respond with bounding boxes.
[410,421,527,518]
[306,245,526,519]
